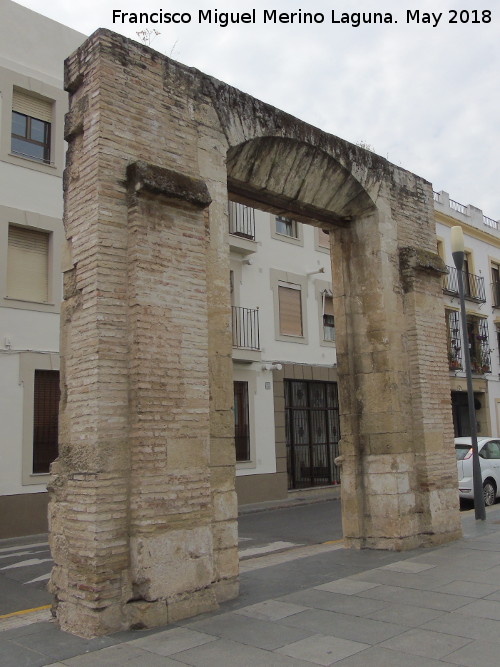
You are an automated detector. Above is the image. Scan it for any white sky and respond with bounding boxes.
[16,0,500,217]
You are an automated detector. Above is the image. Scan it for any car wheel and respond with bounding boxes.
[483,481,496,507]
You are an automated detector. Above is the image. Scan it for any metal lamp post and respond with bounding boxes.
[450,226,486,520]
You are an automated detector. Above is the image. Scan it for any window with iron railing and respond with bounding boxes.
[228,202,255,240]
[231,306,260,350]
[467,315,491,374]
[446,309,462,371]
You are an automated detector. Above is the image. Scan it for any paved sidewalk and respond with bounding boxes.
[2,506,500,666]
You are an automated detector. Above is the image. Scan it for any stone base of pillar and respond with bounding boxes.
[344,529,462,551]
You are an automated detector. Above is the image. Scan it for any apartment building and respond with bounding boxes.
[229,203,340,504]
[0,0,85,537]
[435,191,500,438]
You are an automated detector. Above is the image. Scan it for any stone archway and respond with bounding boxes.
[49,29,461,637]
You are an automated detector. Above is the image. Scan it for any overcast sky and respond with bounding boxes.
[17,0,500,218]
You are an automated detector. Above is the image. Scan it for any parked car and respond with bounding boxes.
[455,437,500,506]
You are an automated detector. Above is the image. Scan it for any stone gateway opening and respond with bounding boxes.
[49,29,461,637]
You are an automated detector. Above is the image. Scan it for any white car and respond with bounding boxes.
[455,437,500,506]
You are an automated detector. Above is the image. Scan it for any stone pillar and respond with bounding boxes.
[48,31,239,638]
[331,202,461,550]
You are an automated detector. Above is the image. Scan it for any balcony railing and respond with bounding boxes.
[443,266,486,303]
[449,199,468,216]
[232,306,260,350]
[484,215,499,231]
[229,201,255,240]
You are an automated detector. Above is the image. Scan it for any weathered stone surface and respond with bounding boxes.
[51,27,461,637]
[126,161,212,209]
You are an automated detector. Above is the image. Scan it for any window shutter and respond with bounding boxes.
[12,89,52,123]
[7,226,49,302]
[278,283,303,336]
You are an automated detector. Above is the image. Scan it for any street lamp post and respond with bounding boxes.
[451,226,486,520]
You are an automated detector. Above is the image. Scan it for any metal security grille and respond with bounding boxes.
[285,380,340,489]
[33,370,60,473]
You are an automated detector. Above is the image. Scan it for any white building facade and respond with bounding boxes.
[435,191,500,440]
[229,203,340,504]
[0,0,84,537]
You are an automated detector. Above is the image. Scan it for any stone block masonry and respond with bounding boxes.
[50,28,461,637]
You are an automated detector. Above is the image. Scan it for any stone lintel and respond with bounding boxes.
[127,161,212,209]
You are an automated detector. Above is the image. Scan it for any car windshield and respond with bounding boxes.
[455,445,472,460]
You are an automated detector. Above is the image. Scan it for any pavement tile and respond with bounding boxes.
[380,561,436,573]
[429,564,500,585]
[334,646,450,666]
[315,579,380,595]
[59,643,183,665]
[422,550,500,569]
[378,628,473,659]
[278,588,389,617]
[276,634,369,665]
[0,620,61,640]
[458,540,500,552]
[0,639,47,667]
[485,590,500,601]
[357,584,476,611]
[278,608,408,644]
[172,637,314,666]
[443,638,500,665]
[10,623,118,661]
[234,600,309,621]
[361,602,445,627]
[420,612,500,643]
[451,598,500,620]
[349,567,464,591]
[185,611,313,650]
[128,626,217,656]
[437,579,500,598]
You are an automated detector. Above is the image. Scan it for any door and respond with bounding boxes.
[285,380,340,489]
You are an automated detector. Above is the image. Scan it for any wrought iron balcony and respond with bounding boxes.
[443,266,486,303]
[232,306,260,351]
[228,201,255,240]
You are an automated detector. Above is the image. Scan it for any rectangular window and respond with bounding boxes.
[275,216,298,238]
[233,381,250,462]
[7,225,50,303]
[11,89,52,163]
[33,370,60,474]
[322,293,335,342]
[278,282,303,337]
